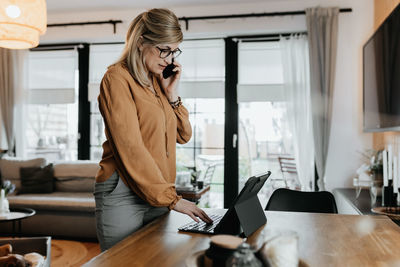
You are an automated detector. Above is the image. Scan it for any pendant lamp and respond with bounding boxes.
[0,0,47,49]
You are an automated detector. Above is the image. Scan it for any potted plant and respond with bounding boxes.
[0,180,16,214]
[361,149,384,188]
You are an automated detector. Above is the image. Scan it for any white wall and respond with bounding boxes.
[42,0,375,190]
[324,0,374,190]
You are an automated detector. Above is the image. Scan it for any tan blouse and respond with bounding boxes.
[95,63,192,210]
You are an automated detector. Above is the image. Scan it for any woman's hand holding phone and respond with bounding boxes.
[159,59,181,102]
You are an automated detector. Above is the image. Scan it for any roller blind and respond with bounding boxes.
[178,39,225,98]
[88,44,124,101]
[87,41,226,100]
[238,41,284,102]
[28,50,78,104]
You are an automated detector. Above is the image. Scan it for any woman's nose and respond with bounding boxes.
[164,55,173,65]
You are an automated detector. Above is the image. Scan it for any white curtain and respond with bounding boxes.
[14,50,29,158]
[0,48,15,153]
[0,49,27,155]
[280,34,315,191]
[306,7,339,191]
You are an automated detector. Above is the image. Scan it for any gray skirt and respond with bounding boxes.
[94,171,168,251]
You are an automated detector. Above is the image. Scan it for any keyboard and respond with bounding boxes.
[178,214,223,234]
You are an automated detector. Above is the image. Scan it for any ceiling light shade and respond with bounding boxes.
[0,0,47,49]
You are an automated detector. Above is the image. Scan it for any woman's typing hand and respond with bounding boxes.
[173,198,213,223]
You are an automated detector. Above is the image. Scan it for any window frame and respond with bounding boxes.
[25,44,85,161]
[27,33,312,207]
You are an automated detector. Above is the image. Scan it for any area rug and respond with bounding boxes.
[51,239,89,267]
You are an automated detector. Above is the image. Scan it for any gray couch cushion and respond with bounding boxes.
[55,176,94,192]
[8,192,95,212]
[53,161,100,178]
[53,161,99,192]
[0,157,47,190]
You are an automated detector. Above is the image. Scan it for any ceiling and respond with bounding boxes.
[46,0,258,12]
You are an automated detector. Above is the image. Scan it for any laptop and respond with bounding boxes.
[178,171,271,237]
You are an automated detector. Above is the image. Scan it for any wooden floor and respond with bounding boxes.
[51,240,100,266]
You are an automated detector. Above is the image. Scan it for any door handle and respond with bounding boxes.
[233,133,237,148]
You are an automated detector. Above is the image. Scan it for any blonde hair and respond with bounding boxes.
[115,8,183,88]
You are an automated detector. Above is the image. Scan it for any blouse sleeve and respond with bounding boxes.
[173,103,192,144]
[98,71,181,209]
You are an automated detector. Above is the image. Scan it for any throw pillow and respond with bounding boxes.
[0,157,47,190]
[18,164,54,194]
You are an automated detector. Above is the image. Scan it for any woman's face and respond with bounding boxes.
[142,42,180,76]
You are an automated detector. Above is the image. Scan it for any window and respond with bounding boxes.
[238,41,295,207]
[88,44,124,160]
[25,50,79,161]
[177,39,225,208]
[22,37,298,208]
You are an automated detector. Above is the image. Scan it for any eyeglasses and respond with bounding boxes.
[155,46,182,59]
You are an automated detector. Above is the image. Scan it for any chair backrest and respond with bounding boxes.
[265,188,338,214]
[278,156,297,174]
[203,164,217,185]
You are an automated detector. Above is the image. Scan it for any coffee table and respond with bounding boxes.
[0,208,36,237]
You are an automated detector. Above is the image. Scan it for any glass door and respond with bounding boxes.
[177,39,225,208]
[237,41,296,207]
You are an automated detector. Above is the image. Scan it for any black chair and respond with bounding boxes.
[265,188,338,213]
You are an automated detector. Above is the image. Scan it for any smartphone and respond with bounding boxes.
[162,58,176,79]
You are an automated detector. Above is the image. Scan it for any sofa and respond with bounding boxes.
[0,157,98,240]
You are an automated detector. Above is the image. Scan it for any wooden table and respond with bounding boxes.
[83,209,400,267]
[176,185,210,203]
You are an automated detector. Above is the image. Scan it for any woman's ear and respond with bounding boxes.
[138,36,144,52]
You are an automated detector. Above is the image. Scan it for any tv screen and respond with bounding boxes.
[363,4,400,132]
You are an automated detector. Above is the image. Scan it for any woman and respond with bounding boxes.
[94,8,212,251]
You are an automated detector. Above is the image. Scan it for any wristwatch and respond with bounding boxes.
[169,96,182,108]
